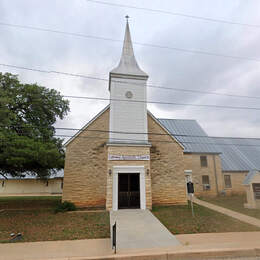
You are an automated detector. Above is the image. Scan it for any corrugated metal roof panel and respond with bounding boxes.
[0,170,64,180]
[158,119,221,154]
[159,118,260,172]
[243,170,260,185]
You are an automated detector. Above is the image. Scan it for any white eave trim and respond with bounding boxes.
[64,105,110,147]
[147,110,185,150]
[64,106,184,150]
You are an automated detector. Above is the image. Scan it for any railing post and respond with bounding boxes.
[112,221,116,254]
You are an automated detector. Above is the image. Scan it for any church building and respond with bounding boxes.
[62,20,260,210]
[62,20,187,210]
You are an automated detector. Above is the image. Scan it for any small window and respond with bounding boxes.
[61,180,63,189]
[224,175,232,188]
[1,181,4,187]
[200,156,208,167]
[202,175,210,190]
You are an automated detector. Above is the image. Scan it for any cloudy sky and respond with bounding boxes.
[1,0,260,140]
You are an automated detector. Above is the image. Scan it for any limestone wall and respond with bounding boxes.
[184,153,223,197]
[148,114,187,206]
[222,171,247,195]
[106,146,151,210]
[62,108,109,208]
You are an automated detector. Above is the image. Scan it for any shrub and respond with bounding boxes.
[55,201,76,213]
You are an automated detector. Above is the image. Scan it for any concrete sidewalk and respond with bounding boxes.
[0,238,112,260]
[194,197,260,228]
[110,209,180,251]
[1,232,260,260]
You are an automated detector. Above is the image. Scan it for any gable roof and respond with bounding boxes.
[213,137,260,172]
[64,105,110,147]
[64,105,184,149]
[64,106,260,173]
[158,119,220,154]
[243,170,260,185]
[158,118,260,172]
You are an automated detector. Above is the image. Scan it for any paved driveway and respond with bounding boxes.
[110,209,180,251]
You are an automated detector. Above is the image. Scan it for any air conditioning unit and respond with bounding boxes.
[203,184,211,191]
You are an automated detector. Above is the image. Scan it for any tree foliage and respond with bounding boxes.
[0,72,70,178]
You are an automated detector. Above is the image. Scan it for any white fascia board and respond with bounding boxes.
[147,110,185,150]
[64,105,110,147]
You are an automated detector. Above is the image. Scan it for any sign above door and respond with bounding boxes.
[108,155,150,161]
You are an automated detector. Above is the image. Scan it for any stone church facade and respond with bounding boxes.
[62,20,255,210]
[62,20,187,210]
[62,106,187,209]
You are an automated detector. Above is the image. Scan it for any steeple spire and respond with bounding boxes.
[110,17,148,77]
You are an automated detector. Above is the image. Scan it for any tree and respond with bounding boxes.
[0,72,70,179]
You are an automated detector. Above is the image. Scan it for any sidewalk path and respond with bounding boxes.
[194,197,260,228]
[110,209,180,251]
[0,238,112,260]
[1,232,260,260]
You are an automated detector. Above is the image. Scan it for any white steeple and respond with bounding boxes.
[110,18,148,79]
[109,17,149,144]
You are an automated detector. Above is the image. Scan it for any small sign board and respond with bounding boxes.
[108,154,150,161]
[187,182,194,194]
[253,183,260,199]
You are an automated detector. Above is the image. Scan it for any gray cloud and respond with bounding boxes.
[1,0,260,139]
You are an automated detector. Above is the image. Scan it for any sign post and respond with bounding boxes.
[187,181,195,217]
[190,193,194,217]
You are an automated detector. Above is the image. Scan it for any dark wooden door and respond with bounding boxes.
[118,173,140,209]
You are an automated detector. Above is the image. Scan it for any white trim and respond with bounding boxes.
[106,142,152,147]
[64,105,109,147]
[64,105,184,150]
[147,110,185,150]
[108,154,150,161]
[112,166,146,211]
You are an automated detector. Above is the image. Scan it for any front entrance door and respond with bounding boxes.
[118,173,140,209]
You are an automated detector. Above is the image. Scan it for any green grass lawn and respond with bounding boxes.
[0,196,110,243]
[199,194,260,220]
[0,196,62,210]
[152,202,260,234]
[1,196,260,243]
[0,209,110,243]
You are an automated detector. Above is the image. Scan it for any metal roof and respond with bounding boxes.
[159,119,260,172]
[158,119,221,154]
[243,170,260,185]
[0,170,64,180]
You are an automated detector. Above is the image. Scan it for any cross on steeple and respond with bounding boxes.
[125,15,130,21]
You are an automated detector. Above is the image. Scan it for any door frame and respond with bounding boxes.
[112,166,146,211]
[118,173,140,209]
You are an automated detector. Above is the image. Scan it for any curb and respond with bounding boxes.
[36,247,260,260]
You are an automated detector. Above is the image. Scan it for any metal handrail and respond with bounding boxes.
[112,221,116,254]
